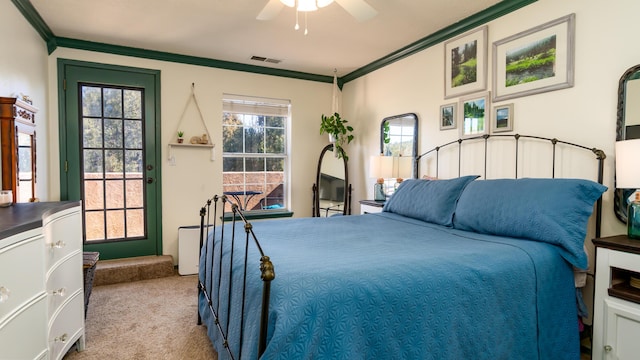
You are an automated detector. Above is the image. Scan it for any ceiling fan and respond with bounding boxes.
[257,0,377,23]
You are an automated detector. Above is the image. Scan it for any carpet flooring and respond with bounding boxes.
[64,275,218,360]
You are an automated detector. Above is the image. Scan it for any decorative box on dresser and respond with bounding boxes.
[593,235,640,360]
[0,201,85,359]
[359,200,385,214]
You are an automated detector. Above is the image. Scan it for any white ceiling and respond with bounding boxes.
[29,0,503,77]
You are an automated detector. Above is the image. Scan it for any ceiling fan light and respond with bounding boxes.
[317,0,334,8]
[297,0,317,12]
[280,0,295,8]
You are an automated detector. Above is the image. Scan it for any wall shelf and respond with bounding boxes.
[168,143,214,148]
[167,142,215,165]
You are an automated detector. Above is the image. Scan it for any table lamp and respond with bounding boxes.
[393,155,413,191]
[369,155,393,201]
[615,139,640,239]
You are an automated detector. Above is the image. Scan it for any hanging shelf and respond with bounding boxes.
[168,83,215,162]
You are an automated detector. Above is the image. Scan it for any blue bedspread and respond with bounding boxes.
[199,212,580,360]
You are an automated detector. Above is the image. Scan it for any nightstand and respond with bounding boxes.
[359,200,385,214]
[592,235,640,360]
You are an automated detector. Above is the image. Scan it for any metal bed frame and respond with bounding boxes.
[197,133,605,359]
[197,196,274,359]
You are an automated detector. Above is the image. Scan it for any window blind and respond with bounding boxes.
[223,94,290,117]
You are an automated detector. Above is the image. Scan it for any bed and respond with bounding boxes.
[197,134,607,360]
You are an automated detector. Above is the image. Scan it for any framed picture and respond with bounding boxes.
[459,92,490,138]
[492,103,514,133]
[444,26,488,99]
[439,103,457,130]
[492,13,575,102]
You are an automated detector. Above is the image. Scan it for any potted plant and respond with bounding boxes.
[382,120,391,155]
[320,112,354,160]
[177,131,184,143]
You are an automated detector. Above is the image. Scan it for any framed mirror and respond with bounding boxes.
[312,144,351,217]
[380,113,419,177]
[614,64,640,223]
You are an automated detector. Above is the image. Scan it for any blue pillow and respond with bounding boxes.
[383,175,479,226]
[453,178,607,269]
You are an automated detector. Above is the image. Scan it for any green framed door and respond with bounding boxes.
[58,59,162,259]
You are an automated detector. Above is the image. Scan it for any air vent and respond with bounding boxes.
[251,55,282,64]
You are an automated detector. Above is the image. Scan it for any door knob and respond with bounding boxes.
[147,177,154,184]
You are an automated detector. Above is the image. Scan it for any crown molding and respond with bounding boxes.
[13,0,536,86]
[341,0,537,83]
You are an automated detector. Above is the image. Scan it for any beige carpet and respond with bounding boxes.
[64,275,218,360]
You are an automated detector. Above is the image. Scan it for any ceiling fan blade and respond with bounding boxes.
[334,0,377,22]
[257,0,285,21]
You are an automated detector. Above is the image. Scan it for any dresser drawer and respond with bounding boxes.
[47,252,83,317]
[0,232,45,324]
[49,290,84,360]
[43,208,82,271]
[0,294,48,360]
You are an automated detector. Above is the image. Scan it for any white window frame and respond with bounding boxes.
[222,94,290,212]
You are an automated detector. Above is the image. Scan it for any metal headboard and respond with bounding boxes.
[415,134,606,237]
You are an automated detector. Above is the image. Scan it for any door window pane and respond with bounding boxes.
[124,90,142,119]
[126,179,144,208]
[81,84,146,243]
[104,119,123,148]
[106,210,125,239]
[84,180,104,211]
[82,87,102,117]
[103,88,122,118]
[83,118,103,148]
[105,180,125,209]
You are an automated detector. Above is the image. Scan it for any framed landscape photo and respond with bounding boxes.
[459,92,490,138]
[492,13,575,102]
[492,103,514,133]
[439,103,457,130]
[444,26,488,99]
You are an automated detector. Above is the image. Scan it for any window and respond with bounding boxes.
[222,94,289,212]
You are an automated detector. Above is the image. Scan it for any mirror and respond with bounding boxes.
[312,144,351,217]
[615,64,640,223]
[380,113,419,177]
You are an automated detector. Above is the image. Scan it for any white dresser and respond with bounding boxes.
[593,235,640,360]
[0,202,85,360]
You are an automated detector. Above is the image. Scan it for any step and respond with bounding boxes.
[93,255,176,286]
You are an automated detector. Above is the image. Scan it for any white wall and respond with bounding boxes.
[340,0,639,323]
[0,0,333,263]
[46,48,332,262]
[342,0,639,239]
[0,2,49,201]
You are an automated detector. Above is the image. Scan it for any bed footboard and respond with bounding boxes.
[197,195,275,359]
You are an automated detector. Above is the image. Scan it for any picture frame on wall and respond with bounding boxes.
[439,103,457,130]
[459,92,490,138]
[492,103,514,133]
[444,26,488,99]
[492,13,575,102]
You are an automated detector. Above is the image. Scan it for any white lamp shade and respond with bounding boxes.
[369,155,394,179]
[615,139,640,189]
[395,156,413,179]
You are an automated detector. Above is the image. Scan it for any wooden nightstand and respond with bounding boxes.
[592,235,640,360]
[359,200,385,214]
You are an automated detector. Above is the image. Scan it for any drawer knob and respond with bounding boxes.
[604,345,613,352]
[0,286,10,303]
[54,333,68,343]
[52,287,67,297]
[50,240,66,249]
